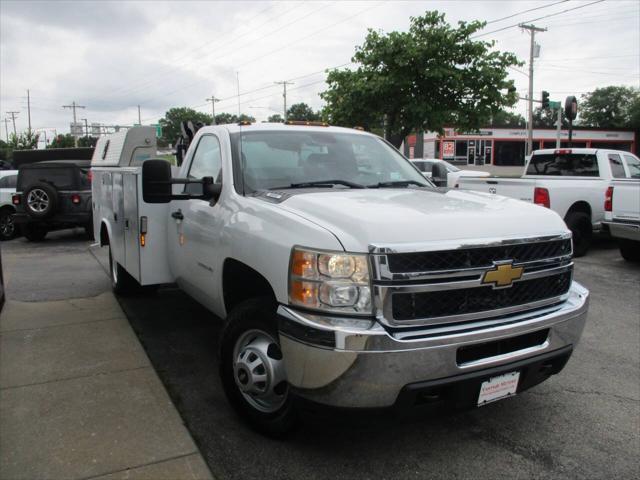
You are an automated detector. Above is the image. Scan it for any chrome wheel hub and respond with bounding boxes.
[27,189,49,213]
[233,329,288,413]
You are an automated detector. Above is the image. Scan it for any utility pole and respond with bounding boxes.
[2,118,9,142]
[275,81,294,121]
[27,89,32,133]
[137,105,142,125]
[519,24,546,156]
[6,111,19,137]
[62,101,86,147]
[205,95,220,124]
[81,118,89,139]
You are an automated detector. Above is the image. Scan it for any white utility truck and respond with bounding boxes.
[457,148,640,256]
[603,179,640,262]
[92,124,589,435]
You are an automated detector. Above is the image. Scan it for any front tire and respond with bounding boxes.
[219,297,296,437]
[619,239,640,262]
[565,212,592,257]
[0,210,17,241]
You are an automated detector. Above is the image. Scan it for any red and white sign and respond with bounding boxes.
[443,141,455,157]
[478,371,520,406]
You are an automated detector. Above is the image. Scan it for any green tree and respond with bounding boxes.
[492,110,526,128]
[286,103,320,121]
[8,131,39,149]
[48,134,75,148]
[267,114,284,123]
[532,107,569,128]
[579,86,640,129]
[159,107,212,145]
[321,11,520,147]
[78,136,98,147]
[214,112,256,125]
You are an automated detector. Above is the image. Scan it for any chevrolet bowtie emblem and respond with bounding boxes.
[482,261,524,288]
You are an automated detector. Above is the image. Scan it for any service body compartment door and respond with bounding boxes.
[123,172,140,281]
[111,172,126,266]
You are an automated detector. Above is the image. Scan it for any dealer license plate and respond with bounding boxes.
[477,371,520,406]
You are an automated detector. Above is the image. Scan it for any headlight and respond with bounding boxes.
[289,248,372,314]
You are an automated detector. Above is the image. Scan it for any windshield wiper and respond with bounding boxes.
[274,180,367,189]
[370,180,428,188]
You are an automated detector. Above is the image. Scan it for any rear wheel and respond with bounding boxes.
[219,297,295,437]
[22,224,48,242]
[619,239,640,262]
[0,210,17,241]
[565,212,592,257]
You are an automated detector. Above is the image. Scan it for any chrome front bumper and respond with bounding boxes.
[278,281,589,408]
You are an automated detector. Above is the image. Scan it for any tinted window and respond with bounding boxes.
[0,175,17,188]
[186,135,222,194]
[526,153,599,176]
[624,155,640,179]
[608,154,626,178]
[18,168,76,190]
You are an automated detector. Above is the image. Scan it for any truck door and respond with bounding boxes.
[168,134,225,311]
[123,173,140,281]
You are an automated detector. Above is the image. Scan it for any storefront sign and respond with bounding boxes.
[443,141,455,157]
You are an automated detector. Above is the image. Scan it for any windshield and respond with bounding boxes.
[232,130,430,192]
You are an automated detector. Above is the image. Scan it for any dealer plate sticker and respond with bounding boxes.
[478,371,520,406]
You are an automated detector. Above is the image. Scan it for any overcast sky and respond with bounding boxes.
[1,0,638,142]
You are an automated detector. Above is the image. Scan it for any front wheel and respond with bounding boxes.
[219,297,296,437]
[0,210,17,241]
[619,239,640,262]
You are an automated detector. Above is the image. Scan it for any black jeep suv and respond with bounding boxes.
[12,160,93,241]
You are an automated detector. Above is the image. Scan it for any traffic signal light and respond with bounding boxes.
[541,91,550,109]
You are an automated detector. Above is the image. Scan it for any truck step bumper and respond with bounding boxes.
[277,281,588,409]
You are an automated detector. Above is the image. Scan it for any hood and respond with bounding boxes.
[275,188,568,252]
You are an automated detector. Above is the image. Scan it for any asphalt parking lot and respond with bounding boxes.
[2,231,639,480]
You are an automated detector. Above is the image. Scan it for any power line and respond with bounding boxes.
[472,0,605,39]
[485,0,569,25]
[108,2,325,102]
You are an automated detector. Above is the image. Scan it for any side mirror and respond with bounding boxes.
[203,180,222,202]
[143,159,172,203]
[431,163,448,187]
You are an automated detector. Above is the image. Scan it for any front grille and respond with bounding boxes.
[392,271,571,321]
[387,239,571,273]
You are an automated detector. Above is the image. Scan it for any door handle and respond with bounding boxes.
[171,210,184,220]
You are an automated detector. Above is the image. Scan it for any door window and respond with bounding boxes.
[608,154,626,178]
[0,175,17,188]
[186,135,222,194]
[623,155,640,178]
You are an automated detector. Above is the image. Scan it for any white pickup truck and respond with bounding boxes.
[604,179,640,261]
[458,148,640,256]
[91,125,589,436]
